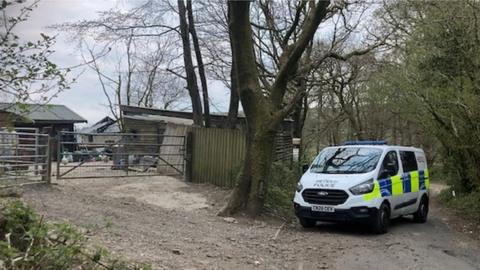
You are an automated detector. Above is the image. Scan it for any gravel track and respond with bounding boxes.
[22,176,480,270]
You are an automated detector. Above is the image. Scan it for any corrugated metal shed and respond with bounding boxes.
[0,103,87,123]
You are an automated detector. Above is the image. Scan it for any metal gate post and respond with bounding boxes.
[185,131,193,182]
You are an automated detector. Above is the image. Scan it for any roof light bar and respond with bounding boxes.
[343,140,388,146]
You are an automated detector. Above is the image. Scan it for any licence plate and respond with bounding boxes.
[311,205,335,212]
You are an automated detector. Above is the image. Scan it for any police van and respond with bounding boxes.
[293,141,429,234]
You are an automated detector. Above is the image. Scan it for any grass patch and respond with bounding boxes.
[438,188,480,221]
[0,199,150,269]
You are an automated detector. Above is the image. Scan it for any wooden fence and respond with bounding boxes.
[188,127,245,188]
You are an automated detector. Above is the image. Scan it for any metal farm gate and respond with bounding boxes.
[0,128,51,187]
[56,131,185,179]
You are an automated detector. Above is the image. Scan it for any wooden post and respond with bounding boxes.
[56,134,61,179]
[185,131,194,182]
[42,136,53,184]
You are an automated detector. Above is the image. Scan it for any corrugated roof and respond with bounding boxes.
[79,116,120,133]
[123,114,194,125]
[0,103,87,123]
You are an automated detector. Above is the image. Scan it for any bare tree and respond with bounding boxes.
[187,1,211,127]
[220,0,393,216]
[220,0,331,216]
[57,2,187,127]
[195,1,240,128]
[177,0,203,126]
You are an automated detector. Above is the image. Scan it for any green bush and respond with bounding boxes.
[264,161,302,219]
[0,200,151,269]
[438,188,480,221]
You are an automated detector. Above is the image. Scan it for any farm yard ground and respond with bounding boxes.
[22,177,480,270]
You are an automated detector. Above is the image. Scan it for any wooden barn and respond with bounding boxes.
[0,103,87,158]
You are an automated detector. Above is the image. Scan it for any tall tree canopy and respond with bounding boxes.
[375,0,480,192]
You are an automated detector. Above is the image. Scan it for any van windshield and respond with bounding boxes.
[310,147,382,174]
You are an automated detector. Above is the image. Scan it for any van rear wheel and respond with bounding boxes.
[371,202,390,234]
[413,196,429,223]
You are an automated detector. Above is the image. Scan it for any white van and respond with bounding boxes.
[293,141,430,234]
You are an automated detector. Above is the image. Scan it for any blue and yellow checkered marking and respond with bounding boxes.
[363,169,429,201]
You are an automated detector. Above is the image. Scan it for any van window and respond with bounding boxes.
[379,151,399,179]
[310,147,382,174]
[400,151,418,172]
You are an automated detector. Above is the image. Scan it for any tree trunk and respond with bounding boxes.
[219,1,273,216]
[224,8,240,129]
[178,0,203,126]
[223,117,278,215]
[116,75,125,132]
[219,0,329,216]
[125,34,133,106]
[187,1,210,127]
[224,57,240,129]
[292,97,304,138]
[292,78,308,139]
[298,94,309,160]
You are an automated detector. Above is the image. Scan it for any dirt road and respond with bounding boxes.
[22,176,480,270]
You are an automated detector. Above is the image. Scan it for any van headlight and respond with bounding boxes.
[349,179,374,195]
[296,182,303,192]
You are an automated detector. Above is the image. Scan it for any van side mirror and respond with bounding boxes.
[302,164,309,173]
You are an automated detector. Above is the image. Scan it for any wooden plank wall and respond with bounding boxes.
[122,117,165,154]
[189,127,246,188]
[157,123,188,174]
[274,131,293,162]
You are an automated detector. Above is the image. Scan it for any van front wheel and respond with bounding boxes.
[371,202,390,234]
[298,217,316,228]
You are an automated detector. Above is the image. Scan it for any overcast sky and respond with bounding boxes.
[13,0,230,126]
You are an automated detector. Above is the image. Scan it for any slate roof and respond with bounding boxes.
[0,103,87,123]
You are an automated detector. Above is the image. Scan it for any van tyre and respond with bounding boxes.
[413,196,429,223]
[299,217,316,228]
[372,202,390,234]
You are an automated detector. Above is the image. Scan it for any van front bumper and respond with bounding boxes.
[294,203,378,222]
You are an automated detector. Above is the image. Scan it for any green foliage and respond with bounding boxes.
[438,188,480,221]
[373,1,480,193]
[0,200,151,269]
[0,0,73,103]
[264,161,301,219]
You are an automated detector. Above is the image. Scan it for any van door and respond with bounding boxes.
[378,150,403,217]
[399,150,420,214]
